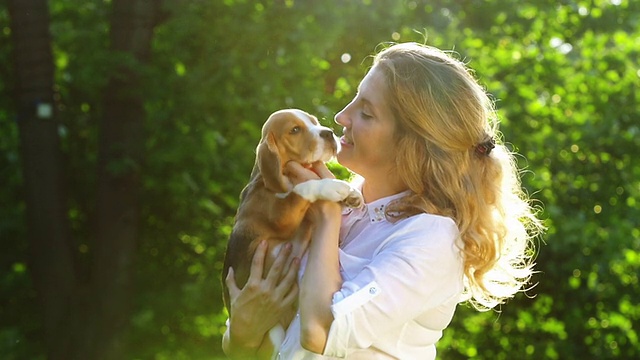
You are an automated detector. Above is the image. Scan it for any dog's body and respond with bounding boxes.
[222,109,362,356]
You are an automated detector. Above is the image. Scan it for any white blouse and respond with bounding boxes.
[277,191,465,359]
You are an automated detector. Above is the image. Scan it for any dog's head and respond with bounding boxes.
[256,109,338,193]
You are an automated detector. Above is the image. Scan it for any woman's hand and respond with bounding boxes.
[286,161,335,185]
[286,161,342,223]
[223,240,300,358]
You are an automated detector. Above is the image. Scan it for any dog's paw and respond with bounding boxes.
[342,187,364,209]
[293,179,360,205]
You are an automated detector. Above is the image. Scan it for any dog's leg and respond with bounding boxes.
[292,179,363,208]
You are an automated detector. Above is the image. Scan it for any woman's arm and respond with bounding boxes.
[285,161,344,353]
[222,241,300,359]
[299,200,342,353]
[323,216,464,355]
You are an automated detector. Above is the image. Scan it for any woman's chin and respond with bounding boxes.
[336,152,355,171]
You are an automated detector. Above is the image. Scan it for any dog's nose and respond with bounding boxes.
[320,129,334,139]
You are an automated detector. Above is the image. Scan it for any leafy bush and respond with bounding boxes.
[1,0,638,358]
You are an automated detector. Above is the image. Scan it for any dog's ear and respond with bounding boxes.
[257,132,291,193]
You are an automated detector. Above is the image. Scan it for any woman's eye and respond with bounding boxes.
[361,111,373,119]
[290,126,301,134]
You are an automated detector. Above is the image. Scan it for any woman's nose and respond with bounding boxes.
[334,106,348,126]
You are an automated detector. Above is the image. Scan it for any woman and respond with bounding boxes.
[223,42,544,359]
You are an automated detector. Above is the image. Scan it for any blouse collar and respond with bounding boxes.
[343,190,411,223]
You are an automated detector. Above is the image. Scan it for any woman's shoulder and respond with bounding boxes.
[384,213,459,249]
[396,212,457,234]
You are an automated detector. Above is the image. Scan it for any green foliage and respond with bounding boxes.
[1,0,639,358]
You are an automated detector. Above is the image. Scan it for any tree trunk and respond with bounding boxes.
[9,0,162,359]
[7,0,76,358]
[88,1,161,359]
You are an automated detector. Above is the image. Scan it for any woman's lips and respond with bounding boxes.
[340,136,353,147]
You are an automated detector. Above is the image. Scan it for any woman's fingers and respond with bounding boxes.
[282,280,299,307]
[311,161,335,179]
[266,243,292,285]
[225,267,240,300]
[247,240,267,284]
[286,161,320,184]
[286,161,337,186]
[228,240,300,315]
[277,257,300,298]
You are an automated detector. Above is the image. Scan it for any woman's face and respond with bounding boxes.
[335,66,398,179]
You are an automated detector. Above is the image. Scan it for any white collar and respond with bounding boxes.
[343,190,411,223]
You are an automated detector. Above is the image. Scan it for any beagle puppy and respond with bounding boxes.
[222,109,362,355]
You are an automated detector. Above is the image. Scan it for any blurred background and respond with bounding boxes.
[1,0,638,359]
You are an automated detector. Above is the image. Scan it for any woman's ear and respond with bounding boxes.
[257,132,290,193]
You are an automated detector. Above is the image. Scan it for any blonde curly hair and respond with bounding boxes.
[374,43,544,310]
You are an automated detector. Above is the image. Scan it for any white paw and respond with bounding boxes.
[293,179,362,208]
[342,187,364,208]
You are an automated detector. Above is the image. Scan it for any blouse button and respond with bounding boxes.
[369,286,378,295]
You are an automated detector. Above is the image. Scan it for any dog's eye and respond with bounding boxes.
[290,126,301,134]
